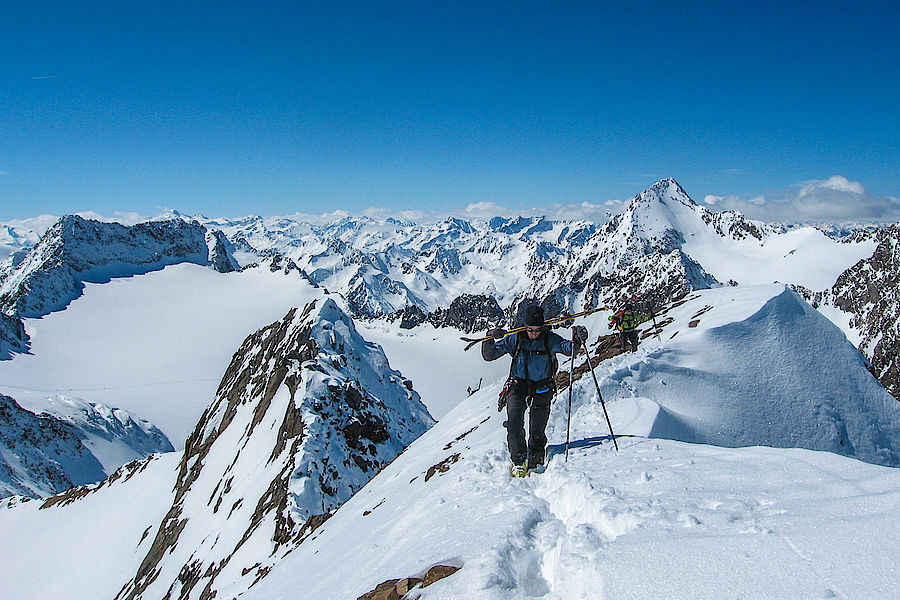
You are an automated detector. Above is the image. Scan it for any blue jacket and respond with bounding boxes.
[482,330,575,381]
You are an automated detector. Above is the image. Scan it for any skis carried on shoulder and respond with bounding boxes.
[460,305,608,351]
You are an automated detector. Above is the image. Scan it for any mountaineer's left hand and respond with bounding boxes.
[572,325,588,344]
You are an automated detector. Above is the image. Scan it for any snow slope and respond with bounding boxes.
[244,284,900,599]
[0,453,180,600]
[0,263,322,447]
[4,284,899,600]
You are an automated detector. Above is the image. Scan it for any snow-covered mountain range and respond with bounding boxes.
[1,178,899,598]
[184,177,893,395]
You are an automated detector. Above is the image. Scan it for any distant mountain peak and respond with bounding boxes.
[633,178,697,208]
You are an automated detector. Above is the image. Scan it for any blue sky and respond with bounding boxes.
[3,1,899,223]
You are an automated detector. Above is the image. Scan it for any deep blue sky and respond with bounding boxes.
[3,1,899,222]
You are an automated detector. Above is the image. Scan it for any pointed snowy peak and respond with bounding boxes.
[117,297,433,600]
[615,178,701,247]
[633,177,698,208]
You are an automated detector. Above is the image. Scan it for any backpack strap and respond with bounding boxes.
[510,329,557,381]
[509,332,522,380]
[543,331,558,376]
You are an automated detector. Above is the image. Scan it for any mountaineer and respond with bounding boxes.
[608,302,649,352]
[482,304,587,477]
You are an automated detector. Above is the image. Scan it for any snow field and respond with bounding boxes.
[248,283,900,599]
[0,263,322,446]
[248,380,900,599]
[3,269,900,599]
[0,452,181,600]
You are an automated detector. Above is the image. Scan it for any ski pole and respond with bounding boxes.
[460,305,608,351]
[649,303,662,342]
[565,328,576,462]
[582,339,619,452]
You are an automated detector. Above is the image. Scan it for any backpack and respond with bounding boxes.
[497,329,557,412]
[510,329,557,380]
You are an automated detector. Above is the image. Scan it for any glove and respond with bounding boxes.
[572,325,588,344]
[487,327,507,340]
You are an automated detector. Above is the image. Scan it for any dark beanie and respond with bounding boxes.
[524,305,544,326]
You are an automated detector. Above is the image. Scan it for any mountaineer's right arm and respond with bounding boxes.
[481,328,513,361]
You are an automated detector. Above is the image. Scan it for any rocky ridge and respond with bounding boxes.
[800,225,900,397]
[0,394,173,499]
[0,215,239,356]
[116,298,433,600]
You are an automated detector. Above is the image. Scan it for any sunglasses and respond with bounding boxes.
[526,326,542,333]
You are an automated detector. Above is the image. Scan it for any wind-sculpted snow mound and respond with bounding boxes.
[592,286,900,466]
[115,297,433,600]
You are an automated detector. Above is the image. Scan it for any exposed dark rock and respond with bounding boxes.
[389,304,428,329]
[0,311,27,358]
[206,230,239,273]
[428,294,504,333]
[424,453,461,482]
[358,564,461,600]
[831,225,900,399]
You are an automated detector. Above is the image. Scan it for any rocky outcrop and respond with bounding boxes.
[206,229,240,273]
[832,225,900,398]
[428,294,505,332]
[116,298,433,600]
[389,304,429,329]
[0,311,27,358]
[357,564,461,599]
[0,394,106,498]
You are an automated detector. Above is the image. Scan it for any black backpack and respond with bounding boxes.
[510,329,557,381]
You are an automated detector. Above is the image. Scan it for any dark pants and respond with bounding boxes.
[620,330,639,352]
[505,379,554,466]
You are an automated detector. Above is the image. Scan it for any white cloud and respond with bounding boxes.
[463,202,508,218]
[798,175,865,197]
[72,211,152,226]
[704,176,900,224]
[538,200,622,222]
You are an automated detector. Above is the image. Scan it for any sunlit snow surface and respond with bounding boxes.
[245,284,900,599]
[0,263,322,447]
[4,283,899,599]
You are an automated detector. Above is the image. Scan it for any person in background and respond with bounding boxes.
[608,302,648,352]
